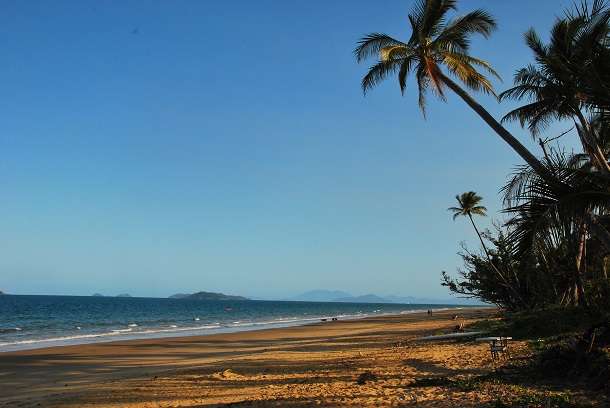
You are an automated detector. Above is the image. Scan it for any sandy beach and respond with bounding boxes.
[0,307,525,407]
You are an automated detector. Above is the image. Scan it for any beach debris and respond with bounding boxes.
[331,317,338,321]
[320,318,328,322]
[418,331,484,341]
[213,369,243,380]
[356,371,378,385]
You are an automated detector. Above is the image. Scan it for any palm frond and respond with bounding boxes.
[416,64,430,115]
[380,45,413,61]
[354,33,406,63]
[435,9,497,52]
[421,0,457,38]
[524,29,548,62]
[442,52,497,95]
[361,59,401,94]
[398,56,416,94]
[501,100,562,136]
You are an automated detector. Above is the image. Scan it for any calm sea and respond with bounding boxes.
[0,295,464,352]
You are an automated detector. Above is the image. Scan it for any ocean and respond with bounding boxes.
[0,295,465,352]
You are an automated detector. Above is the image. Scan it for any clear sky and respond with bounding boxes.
[0,0,580,299]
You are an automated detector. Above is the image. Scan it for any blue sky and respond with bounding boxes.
[0,0,580,298]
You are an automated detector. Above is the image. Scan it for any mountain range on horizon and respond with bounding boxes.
[169,291,249,301]
[0,289,479,305]
[287,290,483,305]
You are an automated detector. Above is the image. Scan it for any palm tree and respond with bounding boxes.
[354,0,554,183]
[355,0,610,254]
[447,191,523,304]
[449,192,492,258]
[498,1,610,174]
[500,149,610,306]
[497,0,610,290]
[449,191,525,306]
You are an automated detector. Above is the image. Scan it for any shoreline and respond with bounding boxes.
[0,304,475,353]
[0,307,495,407]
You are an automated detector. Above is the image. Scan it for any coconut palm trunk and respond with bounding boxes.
[585,212,610,252]
[437,72,556,184]
[574,109,610,175]
[467,213,525,307]
[356,0,610,259]
[467,214,492,261]
[574,222,589,307]
[438,72,610,252]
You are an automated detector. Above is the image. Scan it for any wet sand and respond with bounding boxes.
[0,307,502,407]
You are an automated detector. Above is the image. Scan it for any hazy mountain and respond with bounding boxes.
[289,290,352,302]
[289,290,484,305]
[116,293,132,298]
[171,291,248,301]
[334,294,389,303]
[168,293,190,299]
[91,293,104,297]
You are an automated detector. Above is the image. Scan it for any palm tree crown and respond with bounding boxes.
[448,191,488,221]
[499,2,610,134]
[354,0,557,185]
[354,0,499,114]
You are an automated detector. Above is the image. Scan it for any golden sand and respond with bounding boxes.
[0,308,531,407]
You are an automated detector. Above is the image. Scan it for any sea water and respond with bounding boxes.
[0,295,465,352]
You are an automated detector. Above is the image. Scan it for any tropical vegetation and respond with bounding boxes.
[354,1,610,402]
[355,0,610,313]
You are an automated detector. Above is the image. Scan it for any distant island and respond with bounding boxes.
[169,291,248,301]
[91,293,104,297]
[168,293,190,299]
[0,290,4,295]
[116,294,132,298]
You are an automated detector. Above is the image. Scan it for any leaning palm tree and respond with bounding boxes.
[355,0,553,182]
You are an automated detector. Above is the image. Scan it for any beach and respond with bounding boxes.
[0,307,513,407]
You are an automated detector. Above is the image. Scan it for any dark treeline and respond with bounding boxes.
[355,0,610,312]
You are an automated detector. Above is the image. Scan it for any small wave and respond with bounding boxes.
[128,323,138,327]
[0,324,225,349]
[111,328,132,333]
[0,328,22,334]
